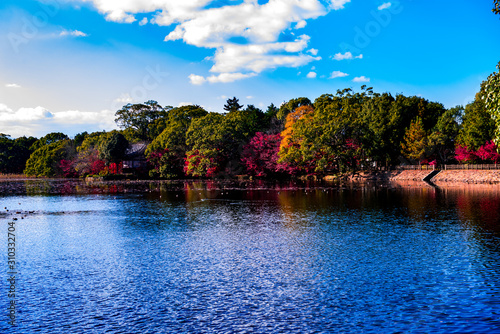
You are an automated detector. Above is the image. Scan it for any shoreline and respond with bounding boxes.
[2,169,500,185]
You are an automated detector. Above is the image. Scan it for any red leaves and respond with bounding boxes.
[242,132,287,177]
[476,141,500,163]
[455,141,500,164]
[59,159,78,178]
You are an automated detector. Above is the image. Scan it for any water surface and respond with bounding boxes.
[1,180,499,333]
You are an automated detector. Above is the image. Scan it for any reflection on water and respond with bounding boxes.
[0,180,500,333]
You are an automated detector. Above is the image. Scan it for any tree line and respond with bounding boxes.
[1,62,499,179]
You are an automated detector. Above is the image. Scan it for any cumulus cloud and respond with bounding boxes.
[307,48,318,56]
[332,51,363,60]
[306,71,317,78]
[0,103,116,137]
[295,20,307,29]
[353,76,370,82]
[190,72,258,84]
[60,30,88,37]
[73,0,348,83]
[330,70,349,78]
[378,2,392,10]
[329,0,351,10]
[5,83,21,88]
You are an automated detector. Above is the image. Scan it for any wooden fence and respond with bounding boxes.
[396,165,435,171]
[395,164,500,170]
[442,164,500,170]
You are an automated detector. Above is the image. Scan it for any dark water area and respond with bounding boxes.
[0,179,500,333]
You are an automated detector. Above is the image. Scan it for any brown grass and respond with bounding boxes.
[0,174,35,180]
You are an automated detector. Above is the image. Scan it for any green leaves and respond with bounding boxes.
[24,140,73,177]
[99,132,129,163]
[483,62,500,143]
[115,100,171,141]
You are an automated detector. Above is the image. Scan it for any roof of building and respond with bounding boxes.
[124,142,148,160]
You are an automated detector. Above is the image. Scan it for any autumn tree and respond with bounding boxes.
[401,117,428,163]
[242,132,288,177]
[276,97,312,120]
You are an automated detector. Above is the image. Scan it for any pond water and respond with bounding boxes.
[0,179,500,333]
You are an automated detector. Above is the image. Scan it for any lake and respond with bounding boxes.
[1,179,499,333]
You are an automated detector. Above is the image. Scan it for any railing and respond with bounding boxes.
[396,165,435,171]
[443,164,500,170]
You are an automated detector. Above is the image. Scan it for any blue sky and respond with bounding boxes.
[0,0,499,138]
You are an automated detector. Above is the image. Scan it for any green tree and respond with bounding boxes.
[30,132,69,151]
[359,93,397,166]
[115,100,171,140]
[74,132,88,148]
[426,106,462,163]
[147,105,208,154]
[24,140,74,177]
[457,99,495,150]
[223,97,243,112]
[99,132,129,164]
[482,62,500,143]
[146,105,208,178]
[185,113,227,177]
[0,134,15,173]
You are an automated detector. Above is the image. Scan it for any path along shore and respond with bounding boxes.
[346,170,500,184]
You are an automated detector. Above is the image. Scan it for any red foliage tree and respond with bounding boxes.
[475,141,500,163]
[242,132,299,177]
[455,145,477,163]
[59,159,78,178]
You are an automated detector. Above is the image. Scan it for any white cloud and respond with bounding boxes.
[5,83,21,88]
[206,72,257,84]
[353,76,370,82]
[330,70,349,78]
[329,0,351,10]
[0,106,53,122]
[306,71,317,78]
[74,0,346,84]
[189,74,207,85]
[378,2,392,10]
[139,17,148,26]
[332,51,363,60]
[246,96,254,99]
[60,30,88,37]
[307,48,318,56]
[295,20,307,29]
[0,103,116,137]
[113,93,133,104]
